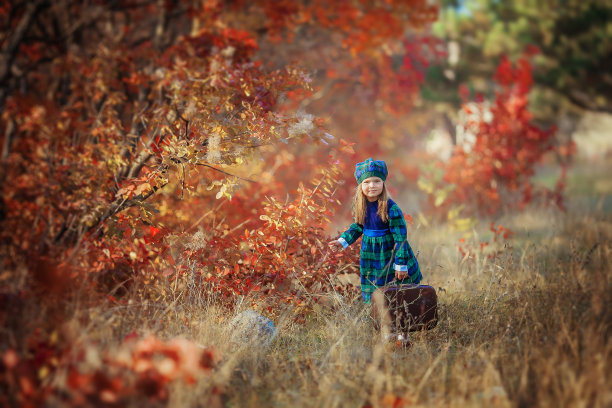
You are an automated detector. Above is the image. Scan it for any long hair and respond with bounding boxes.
[352,183,389,225]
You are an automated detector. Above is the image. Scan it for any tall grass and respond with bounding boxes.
[48,201,609,407]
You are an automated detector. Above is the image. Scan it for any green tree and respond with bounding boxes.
[428,0,611,116]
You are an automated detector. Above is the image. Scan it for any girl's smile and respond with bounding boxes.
[361,176,383,201]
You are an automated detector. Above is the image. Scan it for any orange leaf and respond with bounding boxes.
[150,225,161,237]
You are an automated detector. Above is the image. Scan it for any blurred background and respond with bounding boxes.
[246,0,612,224]
[2,0,610,239]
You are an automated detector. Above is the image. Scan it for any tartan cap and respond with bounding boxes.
[354,158,388,184]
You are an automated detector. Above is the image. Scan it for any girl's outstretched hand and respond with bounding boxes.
[328,240,344,252]
[395,270,408,280]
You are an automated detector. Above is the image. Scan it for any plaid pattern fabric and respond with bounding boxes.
[354,158,388,184]
[340,201,422,303]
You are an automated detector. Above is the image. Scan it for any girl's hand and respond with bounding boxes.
[395,270,408,280]
[328,240,344,252]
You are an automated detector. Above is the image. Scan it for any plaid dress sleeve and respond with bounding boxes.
[338,223,363,248]
[388,203,420,279]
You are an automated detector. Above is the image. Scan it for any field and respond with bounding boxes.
[37,162,609,408]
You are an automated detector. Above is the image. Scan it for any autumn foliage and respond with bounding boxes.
[1,333,217,407]
[422,52,574,216]
[170,157,362,303]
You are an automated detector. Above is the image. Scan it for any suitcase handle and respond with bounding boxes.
[389,280,418,287]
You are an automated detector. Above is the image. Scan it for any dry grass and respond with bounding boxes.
[53,200,611,408]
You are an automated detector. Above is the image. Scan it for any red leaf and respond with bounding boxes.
[2,349,19,369]
[124,331,139,342]
[150,226,161,237]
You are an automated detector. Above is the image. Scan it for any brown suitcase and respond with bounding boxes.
[377,284,439,333]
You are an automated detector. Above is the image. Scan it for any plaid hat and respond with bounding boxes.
[354,158,388,184]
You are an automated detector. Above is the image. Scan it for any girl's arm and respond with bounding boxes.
[388,203,420,279]
[337,223,364,248]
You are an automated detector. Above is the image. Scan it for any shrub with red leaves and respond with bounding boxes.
[425,51,574,216]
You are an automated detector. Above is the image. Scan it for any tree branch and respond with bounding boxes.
[0,0,48,108]
[195,163,257,183]
[565,89,612,114]
[127,151,154,179]
[1,117,15,161]
[88,179,169,239]
[0,0,47,78]
[152,0,168,50]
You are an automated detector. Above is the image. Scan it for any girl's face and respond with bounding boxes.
[361,177,384,201]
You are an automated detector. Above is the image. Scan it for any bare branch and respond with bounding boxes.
[0,0,48,107]
[566,89,612,114]
[0,0,46,77]
[152,0,168,50]
[88,178,169,239]
[1,118,15,161]
[127,151,154,180]
[195,163,257,183]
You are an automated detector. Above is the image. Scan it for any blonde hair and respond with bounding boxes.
[352,183,389,225]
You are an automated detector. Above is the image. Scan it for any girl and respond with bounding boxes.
[329,158,422,304]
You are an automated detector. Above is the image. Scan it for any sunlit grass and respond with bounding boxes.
[54,196,610,407]
[23,159,606,406]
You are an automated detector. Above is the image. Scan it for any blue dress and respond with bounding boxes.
[339,198,422,303]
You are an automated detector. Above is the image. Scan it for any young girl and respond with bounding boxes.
[329,158,422,304]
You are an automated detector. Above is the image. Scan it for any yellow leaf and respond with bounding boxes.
[417,212,429,227]
[417,178,434,194]
[434,193,445,207]
[39,366,49,380]
[454,218,474,231]
[447,205,464,221]
[134,182,151,196]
